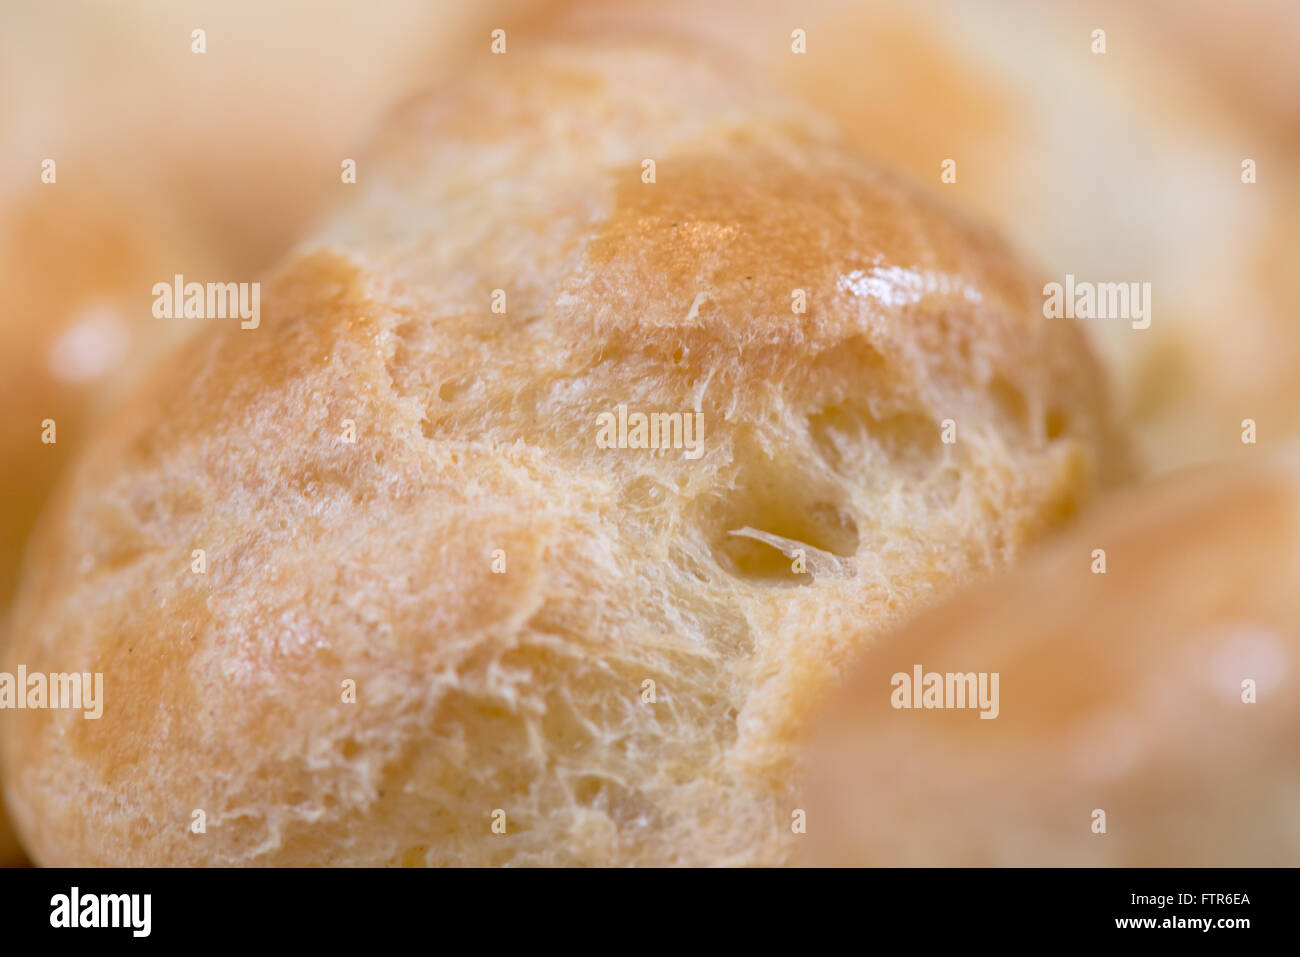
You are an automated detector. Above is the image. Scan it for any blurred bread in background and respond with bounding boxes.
[1141,0,1300,141]
[804,448,1300,865]
[0,0,547,272]
[0,180,221,607]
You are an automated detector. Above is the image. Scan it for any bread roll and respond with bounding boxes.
[0,0,547,606]
[804,449,1300,865]
[554,0,1300,476]
[0,179,225,867]
[2,35,1118,866]
[0,0,548,273]
[0,0,543,865]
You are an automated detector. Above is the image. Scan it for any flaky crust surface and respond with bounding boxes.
[3,37,1115,866]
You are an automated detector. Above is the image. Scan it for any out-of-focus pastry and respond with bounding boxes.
[804,449,1300,865]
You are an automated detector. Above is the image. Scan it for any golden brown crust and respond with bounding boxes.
[803,450,1300,865]
[553,0,1300,477]
[3,36,1117,866]
[0,0,554,869]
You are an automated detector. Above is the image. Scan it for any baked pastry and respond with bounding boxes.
[0,0,548,607]
[2,34,1118,866]
[0,0,545,865]
[0,0,549,274]
[0,178,227,866]
[803,449,1300,865]
[556,0,1300,476]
